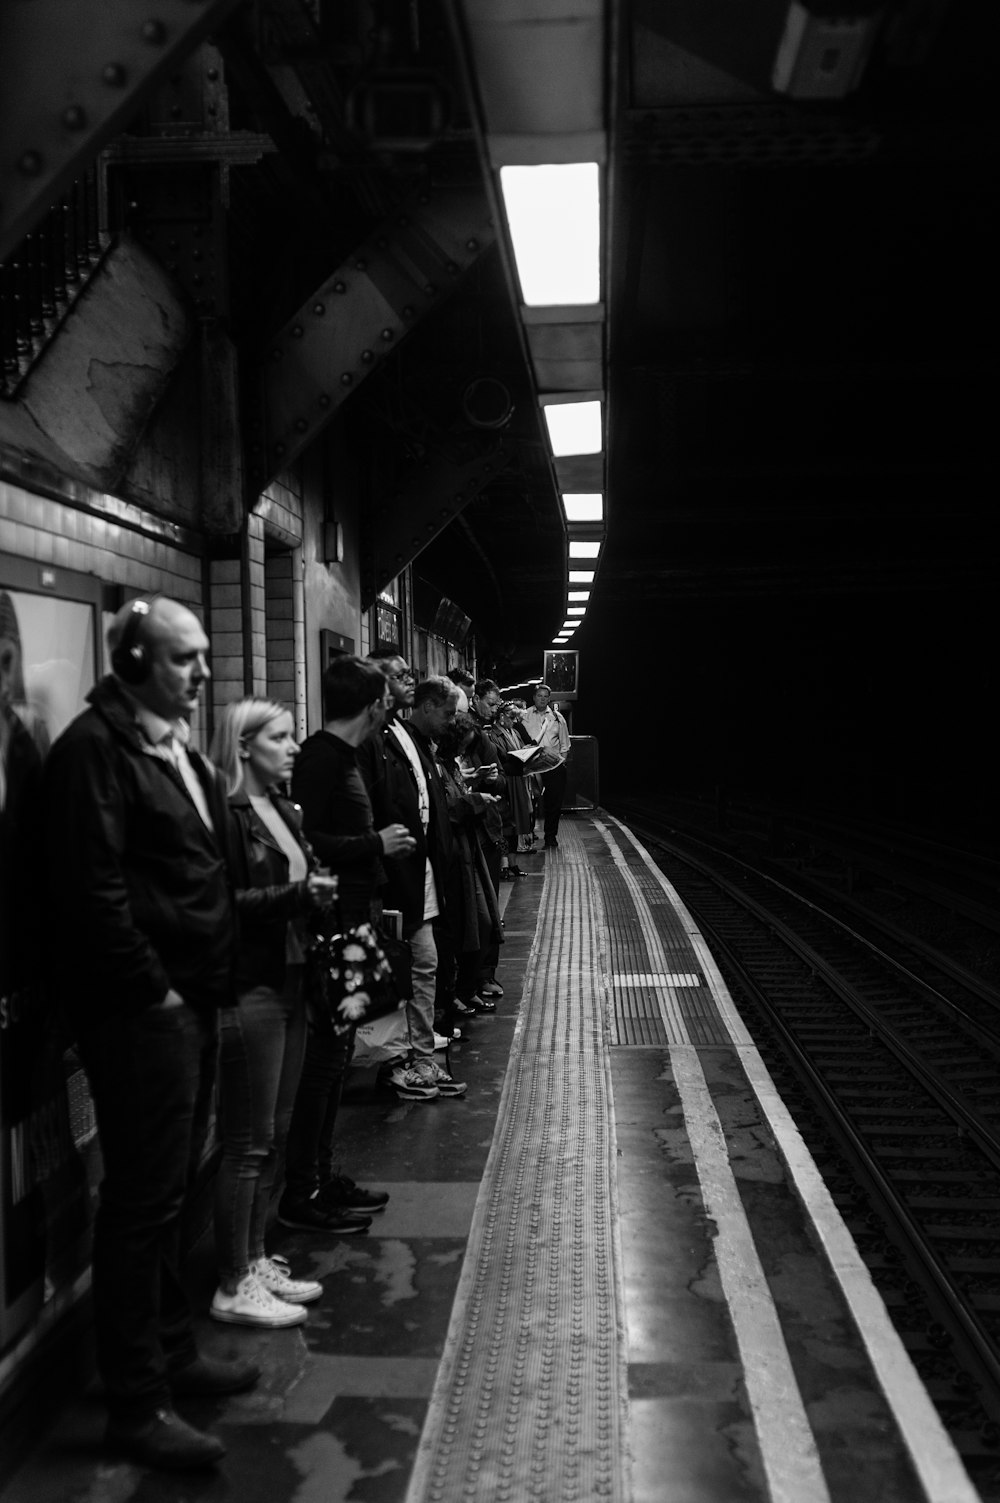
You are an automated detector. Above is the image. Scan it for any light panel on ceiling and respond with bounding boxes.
[561,493,604,523]
[569,539,601,558]
[542,399,603,456]
[499,163,600,307]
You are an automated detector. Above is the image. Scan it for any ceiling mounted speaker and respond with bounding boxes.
[461,377,513,430]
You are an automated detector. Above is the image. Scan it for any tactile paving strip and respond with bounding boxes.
[406,825,628,1503]
[591,818,731,1047]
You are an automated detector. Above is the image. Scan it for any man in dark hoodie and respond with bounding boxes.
[43,596,258,1471]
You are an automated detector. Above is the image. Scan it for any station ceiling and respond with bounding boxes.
[3,1,996,686]
[386,0,999,678]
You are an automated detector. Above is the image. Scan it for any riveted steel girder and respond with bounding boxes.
[0,0,242,262]
[256,186,496,488]
[361,441,510,609]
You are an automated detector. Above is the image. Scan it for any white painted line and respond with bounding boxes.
[604,813,981,1503]
[671,1043,832,1503]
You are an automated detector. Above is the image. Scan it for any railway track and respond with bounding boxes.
[609,805,1000,1497]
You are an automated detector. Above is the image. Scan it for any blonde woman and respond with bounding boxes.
[209,698,337,1327]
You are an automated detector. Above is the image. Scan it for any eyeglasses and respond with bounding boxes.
[388,669,415,683]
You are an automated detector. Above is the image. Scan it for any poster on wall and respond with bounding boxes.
[1,561,102,1350]
[542,649,579,702]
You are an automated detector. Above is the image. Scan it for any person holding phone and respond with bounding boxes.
[209,698,339,1327]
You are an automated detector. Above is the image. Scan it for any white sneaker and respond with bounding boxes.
[252,1255,323,1304]
[210,1272,307,1327]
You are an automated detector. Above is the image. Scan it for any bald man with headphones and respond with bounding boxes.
[43,596,257,1470]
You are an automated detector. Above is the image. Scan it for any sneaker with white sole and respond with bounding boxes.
[252,1255,323,1304]
[412,1057,467,1098]
[385,1062,439,1100]
[210,1273,307,1328]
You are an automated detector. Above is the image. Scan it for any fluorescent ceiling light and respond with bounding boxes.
[499,163,600,306]
[561,493,604,524]
[568,590,591,601]
[542,400,603,456]
[567,607,586,616]
[561,620,577,630]
[569,569,595,583]
[569,539,601,558]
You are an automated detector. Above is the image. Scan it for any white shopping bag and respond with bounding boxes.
[351,1002,409,1066]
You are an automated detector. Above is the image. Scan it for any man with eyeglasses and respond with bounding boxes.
[360,651,464,1101]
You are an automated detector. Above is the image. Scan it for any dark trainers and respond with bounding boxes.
[106,1409,225,1470]
[169,1354,261,1398]
[321,1173,389,1214]
[277,1194,372,1234]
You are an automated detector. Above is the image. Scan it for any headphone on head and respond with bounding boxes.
[111,595,161,685]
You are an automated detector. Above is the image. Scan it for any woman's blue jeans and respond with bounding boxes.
[214,974,306,1280]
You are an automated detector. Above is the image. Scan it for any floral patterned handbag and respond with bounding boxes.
[306,921,411,1037]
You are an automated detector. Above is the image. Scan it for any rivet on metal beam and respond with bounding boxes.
[446,262,458,274]
[103,63,127,86]
[334,281,347,293]
[394,555,404,564]
[18,151,44,176]
[355,259,367,271]
[340,373,353,385]
[380,328,394,341]
[269,348,282,361]
[466,238,479,252]
[319,394,331,408]
[360,350,374,364]
[141,19,168,44]
[62,106,87,131]
[425,283,437,295]
[312,302,325,316]
[294,419,308,433]
[426,523,436,534]
[275,443,287,456]
[291,325,304,338]
[402,306,414,320]
[440,509,450,518]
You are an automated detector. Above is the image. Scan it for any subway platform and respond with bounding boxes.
[3,813,981,1503]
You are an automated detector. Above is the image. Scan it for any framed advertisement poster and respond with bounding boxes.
[542,649,579,701]
[1,553,103,1350]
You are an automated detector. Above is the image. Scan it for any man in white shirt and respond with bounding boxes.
[359,654,466,1100]
[521,682,571,849]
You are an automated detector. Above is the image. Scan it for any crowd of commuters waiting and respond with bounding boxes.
[12,594,571,1471]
